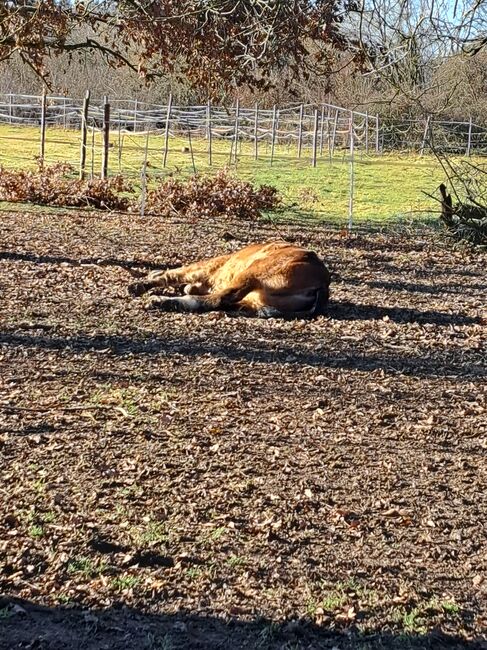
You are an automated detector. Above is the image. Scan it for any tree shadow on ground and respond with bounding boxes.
[0,251,164,271]
[0,597,483,650]
[344,279,487,296]
[0,327,485,381]
[325,302,481,325]
[361,263,485,280]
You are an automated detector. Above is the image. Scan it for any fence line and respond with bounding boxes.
[1,91,486,229]
[0,92,486,157]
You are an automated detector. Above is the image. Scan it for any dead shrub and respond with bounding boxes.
[438,159,487,247]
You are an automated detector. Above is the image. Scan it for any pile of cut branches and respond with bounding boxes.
[145,169,280,220]
[436,157,486,247]
[0,165,281,221]
[439,183,487,246]
[0,163,133,211]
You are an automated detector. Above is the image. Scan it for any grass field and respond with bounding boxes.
[0,124,451,224]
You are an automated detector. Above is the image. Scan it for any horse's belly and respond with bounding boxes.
[239,289,315,312]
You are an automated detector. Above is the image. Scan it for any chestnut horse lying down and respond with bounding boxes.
[128,241,331,318]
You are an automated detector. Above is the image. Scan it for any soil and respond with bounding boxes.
[0,210,486,649]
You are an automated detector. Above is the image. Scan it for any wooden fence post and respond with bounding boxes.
[8,93,12,124]
[466,117,473,156]
[420,115,431,155]
[133,98,138,132]
[207,99,212,166]
[79,90,90,180]
[297,104,304,158]
[162,93,172,168]
[319,104,325,156]
[270,105,277,166]
[39,88,47,168]
[102,95,110,179]
[375,115,380,153]
[254,102,259,160]
[312,108,319,168]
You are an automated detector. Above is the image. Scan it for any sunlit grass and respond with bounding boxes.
[0,123,462,223]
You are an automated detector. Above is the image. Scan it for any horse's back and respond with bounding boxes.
[212,241,326,290]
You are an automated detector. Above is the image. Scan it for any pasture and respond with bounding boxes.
[0,209,485,649]
[0,124,448,224]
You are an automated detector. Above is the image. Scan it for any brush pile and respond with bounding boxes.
[0,164,280,220]
[437,158,487,247]
[145,169,280,220]
[439,183,487,246]
[0,163,133,211]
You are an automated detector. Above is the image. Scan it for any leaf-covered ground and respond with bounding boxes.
[0,210,486,650]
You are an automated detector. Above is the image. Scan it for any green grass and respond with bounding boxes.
[131,521,168,546]
[392,607,426,634]
[226,555,246,568]
[28,524,44,539]
[441,600,460,615]
[111,575,139,591]
[0,123,462,223]
[88,385,140,415]
[209,526,226,541]
[66,556,107,578]
[185,567,203,580]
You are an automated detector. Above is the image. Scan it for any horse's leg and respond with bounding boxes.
[128,253,231,297]
[144,282,254,313]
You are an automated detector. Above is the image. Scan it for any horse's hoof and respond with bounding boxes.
[143,296,160,310]
[144,295,174,311]
[128,282,147,297]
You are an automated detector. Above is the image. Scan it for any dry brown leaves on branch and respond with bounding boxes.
[145,170,281,220]
[0,1,351,93]
[0,166,281,219]
[0,163,133,211]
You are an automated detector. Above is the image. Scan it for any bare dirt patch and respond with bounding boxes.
[0,211,486,649]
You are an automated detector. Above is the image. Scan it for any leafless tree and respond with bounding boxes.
[350,0,487,89]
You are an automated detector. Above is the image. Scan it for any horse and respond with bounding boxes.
[128,241,331,318]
